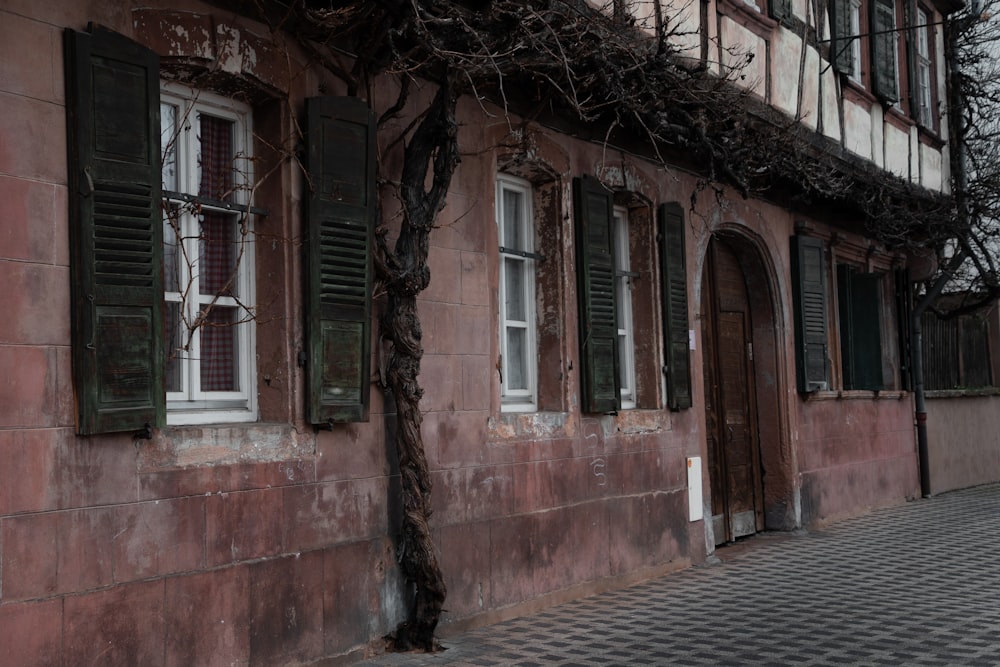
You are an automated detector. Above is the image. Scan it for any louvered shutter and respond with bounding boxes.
[791,235,829,393]
[894,268,912,390]
[305,97,375,424]
[905,10,920,124]
[65,26,164,435]
[659,203,692,411]
[871,0,899,103]
[771,0,792,22]
[573,176,620,414]
[830,0,855,74]
[838,266,884,391]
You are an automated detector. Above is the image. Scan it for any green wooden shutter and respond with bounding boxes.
[871,0,899,103]
[905,8,920,123]
[573,175,620,414]
[838,266,884,390]
[894,268,912,390]
[855,272,884,390]
[830,0,855,74]
[305,97,375,424]
[791,235,829,393]
[659,203,692,411]
[65,26,163,435]
[771,0,792,22]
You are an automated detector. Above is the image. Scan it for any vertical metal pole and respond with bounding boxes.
[912,311,932,497]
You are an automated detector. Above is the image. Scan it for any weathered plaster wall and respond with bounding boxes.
[421,111,707,625]
[772,29,801,117]
[926,395,1000,494]
[0,0,930,664]
[0,3,407,665]
[720,17,768,98]
[885,122,912,179]
[0,3,703,664]
[920,141,945,191]
[796,396,919,524]
[844,98,875,160]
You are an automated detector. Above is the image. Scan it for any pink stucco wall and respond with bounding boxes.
[926,394,1000,494]
[796,395,920,524]
[0,1,924,664]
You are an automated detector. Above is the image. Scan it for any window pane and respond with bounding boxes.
[506,327,527,391]
[504,258,525,321]
[163,206,182,294]
[200,306,239,392]
[502,188,523,249]
[917,10,929,55]
[199,211,238,296]
[919,63,932,123]
[613,209,635,404]
[165,302,183,393]
[618,331,630,390]
[850,1,862,80]
[198,114,235,201]
[161,102,178,192]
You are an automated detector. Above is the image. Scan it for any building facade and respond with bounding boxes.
[0,0,959,663]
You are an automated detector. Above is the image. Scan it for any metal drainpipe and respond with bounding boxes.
[912,309,931,497]
[912,246,968,498]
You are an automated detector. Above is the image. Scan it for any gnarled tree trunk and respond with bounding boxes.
[375,74,460,652]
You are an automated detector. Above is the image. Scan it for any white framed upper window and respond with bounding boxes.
[849,0,863,82]
[160,84,257,425]
[613,206,636,409]
[916,8,933,127]
[497,174,537,412]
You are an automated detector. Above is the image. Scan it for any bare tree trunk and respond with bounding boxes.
[376,73,459,652]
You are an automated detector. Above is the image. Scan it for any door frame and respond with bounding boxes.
[697,226,797,545]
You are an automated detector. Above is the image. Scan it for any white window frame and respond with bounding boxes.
[916,8,933,127]
[613,207,637,409]
[161,83,257,425]
[497,174,537,412]
[849,0,863,83]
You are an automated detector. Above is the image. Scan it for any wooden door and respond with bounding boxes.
[701,239,764,544]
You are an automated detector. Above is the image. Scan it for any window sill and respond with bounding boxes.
[166,406,258,427]
[143,422,306,470]
[917,125,945,150]
[885,106,916,133]
[499,401,538,415]
[613,408,673,434]
[804,389,909,401]
[718,0,778,39]
[489,410,571,440]
[842,79,878,108]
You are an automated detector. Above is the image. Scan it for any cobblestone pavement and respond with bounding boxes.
[360,484,1000,666]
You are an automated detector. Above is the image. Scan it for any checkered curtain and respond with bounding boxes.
[198,114,237,391]
[200,305,237,391]
[199,114,234,201]
[200,212,234,297]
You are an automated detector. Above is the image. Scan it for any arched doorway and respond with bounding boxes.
[700,231,786,545]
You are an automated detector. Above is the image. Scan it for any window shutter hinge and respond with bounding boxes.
[297,349,307,368]
[82,167,94,197]
[499,246,546,262]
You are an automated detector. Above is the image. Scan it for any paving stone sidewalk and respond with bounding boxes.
[360,484,1000,666]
